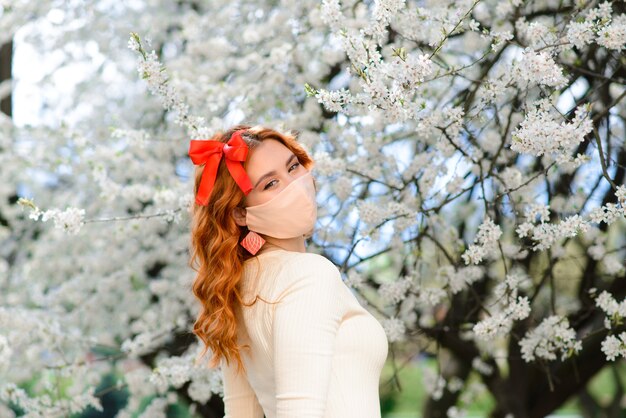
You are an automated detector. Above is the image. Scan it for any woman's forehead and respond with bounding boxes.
[246,139,291,176]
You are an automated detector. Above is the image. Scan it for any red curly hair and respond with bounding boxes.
[188,124,316,375]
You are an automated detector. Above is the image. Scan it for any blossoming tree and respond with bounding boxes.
[1,0,626,417]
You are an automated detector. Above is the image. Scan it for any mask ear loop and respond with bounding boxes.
[305,172,317,240]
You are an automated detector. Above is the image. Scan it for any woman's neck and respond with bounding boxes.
[257,235,307,255]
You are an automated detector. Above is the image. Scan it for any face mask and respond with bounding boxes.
[245,171,317,239]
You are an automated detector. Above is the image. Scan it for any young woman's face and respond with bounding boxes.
[243,138,307,207]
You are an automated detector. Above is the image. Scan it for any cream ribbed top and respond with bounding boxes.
[220,248,389,418]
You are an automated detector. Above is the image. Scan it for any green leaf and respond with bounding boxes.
[304,83,317,97]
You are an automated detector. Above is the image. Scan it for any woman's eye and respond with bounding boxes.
[263,162,300,190]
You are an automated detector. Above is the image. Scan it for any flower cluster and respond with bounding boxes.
[517,214,589,251]
[6,0,626,414]
[600,332,626,361]
[512,48,568,89]
[388,52,434,89]
[518,316,582,362]
[596,15,626,50]
[566,20,595,49]
[473,296,531,341]
[128,33,208,139]
[311,150,348,175]
[320,0,344,32]
[510,100,593,160]
[492,271,532,302]
[595,290,626,329]
[422,367,446,400]
[0,335,11,371]
[368,0,407,42]
[516,187,626,251]
[355,198,418,233]
[19,198,86,235]
[314,87,352,113]
[588,202,624,224]
[436,265,483,294]
[149,347,222,403]
[471,357,494,376]
[379,276,414,304]
[381,316,407,342]
[0,383,103,417]
[473,270,532,342]
[462,217,502,265]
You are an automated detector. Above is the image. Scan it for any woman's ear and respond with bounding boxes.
[232,206,247,227]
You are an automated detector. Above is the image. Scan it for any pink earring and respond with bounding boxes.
[240,230,265,255]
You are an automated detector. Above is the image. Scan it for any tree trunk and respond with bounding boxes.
[0,39,12,117]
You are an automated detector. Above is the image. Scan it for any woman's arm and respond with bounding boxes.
[221,357,265,418]
[272,255,347,418]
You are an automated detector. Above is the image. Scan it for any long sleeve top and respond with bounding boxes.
[220,248,389,418]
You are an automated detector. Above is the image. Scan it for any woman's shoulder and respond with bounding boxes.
[275,250,343,291]
[267,249,338,272]
[247,248,337,270]
[288,249,336,266]
[243,249,343,296]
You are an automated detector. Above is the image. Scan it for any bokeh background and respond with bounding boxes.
[1,1,626,417]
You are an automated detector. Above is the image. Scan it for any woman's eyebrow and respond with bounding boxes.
[253,153,297,188]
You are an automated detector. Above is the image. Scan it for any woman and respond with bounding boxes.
[188,124,389,418]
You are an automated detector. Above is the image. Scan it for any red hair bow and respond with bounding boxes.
[189,130,254,206]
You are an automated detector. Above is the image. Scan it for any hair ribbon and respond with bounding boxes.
[189,130,254,206]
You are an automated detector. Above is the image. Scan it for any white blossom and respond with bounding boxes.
[311,150,347,175]
[0,335,11,371]
[616,185,626,205]
[389,53,434,88]
[344,269,366,289]
[512,48,567,88]
[437,265,483,294]
[471,357,494,376]
[595,290,626,321]
[525,203,550,223]
[596,15,626,50]
[566,20,595,49]
[473,296,531,341]
[320,0,344,31]
[129,33,207,138]
[422,367,446,400]
[381,316,407,342]
[447,376,464,393]
[380,276,413,304]
[41,207,86,235]
[511,101,593,159]
[138,397,169,418]
[4,0,626,414]
[462,217,502,265]
[603,255,625,276]
[447,406,467,418]
[499,166,523,190]
[519,316,582,362]
[356,199,388,226]
[366,0,407,42]
[315,88,352,113]
[600,332,626,361]
[127,34,140,52]
[520,214,591,251]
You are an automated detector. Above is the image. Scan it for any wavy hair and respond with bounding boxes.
[188,124,316,375]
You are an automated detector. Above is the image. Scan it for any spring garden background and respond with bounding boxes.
[1,0,626,417]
